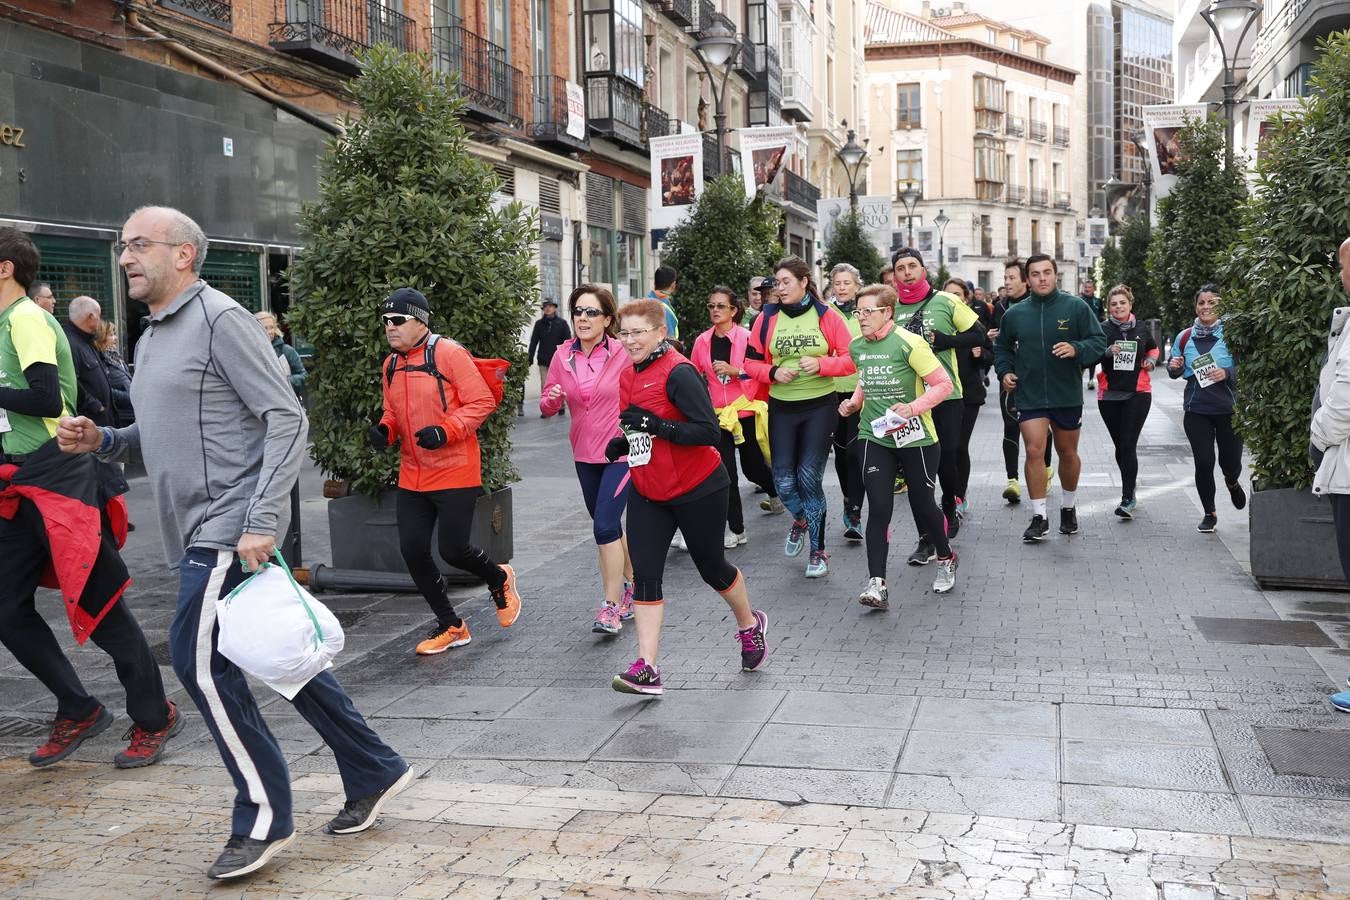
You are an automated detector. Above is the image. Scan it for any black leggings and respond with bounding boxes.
[1331,494,1350,583]
[1098,393,1152,501]
[860,439,949,579]
[1001,389,1052,478]
[627,480,739,603]
[1183,412,1243,514]
[833,393,865,517]
[956,402,982,500]
[397,487,504,626]
[932,398,964,518]
[718,414,776,534]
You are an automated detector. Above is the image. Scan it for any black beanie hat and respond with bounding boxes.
[381,287,431,324]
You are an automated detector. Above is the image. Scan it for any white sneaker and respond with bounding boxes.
[932,552,958,594]
[858,577,888,610]
[724,530,748,549]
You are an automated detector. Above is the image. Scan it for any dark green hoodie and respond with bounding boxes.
[993,288,1107,410]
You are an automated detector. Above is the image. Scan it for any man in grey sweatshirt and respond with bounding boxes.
[58,207,411,880]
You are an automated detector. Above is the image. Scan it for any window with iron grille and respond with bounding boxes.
[493,163,516,195]
[200,250,264,313]
[32,235,115,322]
[158,0,232,30]
[539,176,561,214]
[586,173,615,228]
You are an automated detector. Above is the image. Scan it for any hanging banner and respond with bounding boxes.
[817,195,892,258]
[738,126,795,198]
[1246,98,1303,168]
[565,82,586,141]
[1140,104,1209,209]
[648,132,704,231]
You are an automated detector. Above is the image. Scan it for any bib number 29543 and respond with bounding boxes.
[626,431,653,467]
[890,415,926,447]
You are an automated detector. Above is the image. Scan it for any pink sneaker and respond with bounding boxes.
[592,604,622,635]
[618,583,635,620]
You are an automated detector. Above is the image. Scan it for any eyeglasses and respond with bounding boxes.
[706,303,732,311]
[114,238,183,255]
[618,326,658,339]
[381,314,413,326]
[572,306,604,318]
[854,307,888,318]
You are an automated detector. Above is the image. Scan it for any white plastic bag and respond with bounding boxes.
[216,553,344,699]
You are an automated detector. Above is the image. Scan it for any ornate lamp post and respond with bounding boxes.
[934,208,950,268]
[1200,0,1263,170]
[692,18,741,177]
[835,122,869,212]
[895,180,920,248]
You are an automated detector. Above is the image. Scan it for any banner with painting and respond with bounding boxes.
[738,126,796,198]
[1139,104,1209,217]
[1246,98,1304,169]
[648,132,704,231]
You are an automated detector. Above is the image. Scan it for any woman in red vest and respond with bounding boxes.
[603,299,769,695]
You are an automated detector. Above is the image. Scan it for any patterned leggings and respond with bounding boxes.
[768,398,837,552]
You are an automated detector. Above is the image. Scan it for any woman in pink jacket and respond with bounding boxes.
[542,285,635,635]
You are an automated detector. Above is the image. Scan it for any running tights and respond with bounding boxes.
[932,398,963,517]
[769,399,836,552]
[956,402,982,500]
[397,487,505,627]
[860,440,950,580]
[1183,411,1243,514]
[1098,393,1152,501]
[626,482,738,603]
[833,393,865,518]
[718,413,776,535]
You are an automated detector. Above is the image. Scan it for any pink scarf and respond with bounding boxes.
[897,278,931,305]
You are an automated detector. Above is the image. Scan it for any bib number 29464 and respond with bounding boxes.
[626,431,653,467]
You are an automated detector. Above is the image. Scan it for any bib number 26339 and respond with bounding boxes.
[626,431,653,467]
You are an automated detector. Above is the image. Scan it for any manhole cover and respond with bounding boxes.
[0,716,50,738]
[1254,726,1350,779]
[1192,617,1335,647]
[149,640,174,666]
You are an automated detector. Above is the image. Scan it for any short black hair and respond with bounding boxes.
[1195,282,1222,301]
[891,247,924,268]
[654,265,678,290]
[1025,254,1057,274]
[0,227,40,294]
[1003,258,1027,280]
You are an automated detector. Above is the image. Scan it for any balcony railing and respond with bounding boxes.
[1031,240,1043,256]
[271,0,415,72]
[430,16,521,126]
[757,44,782,97]
[662,0,694,27]
[643,101,675,141]
[736,32,756,76]
[701,132,739,180]
[1053,190,1071,209]
[1005,185,1026,204]
[1030,188,1048,206]
[1053,125,1070,146]
[688,0,715,33]
[159,0,232,30]
[529,74,589,152]
[1055,243,1066,260]
[1028,120,1047,142]
[784,169,820,211]
[1004,115,1025,137]
[587,75,644,151]
[1007,239,1018,256]
[896,110,922,129]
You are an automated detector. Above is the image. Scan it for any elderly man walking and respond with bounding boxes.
[58,206,410,880]
[62,295,113,426]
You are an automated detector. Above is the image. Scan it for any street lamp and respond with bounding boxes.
[896,180,920,248]
[1200,0,1263,170]
[692,17,741,177]
[836,121,869,212]
[934,208,950,269]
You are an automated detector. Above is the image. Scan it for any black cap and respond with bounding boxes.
[541,298,558,308]
[381,287,431,324]
[758,277,776,292]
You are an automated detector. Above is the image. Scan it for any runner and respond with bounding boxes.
[1096,284,1159,519]
[891,248,984,560]
[744,256,857,578]
[993,255,1106,542]
[541,284,635,635]
[1167,284,1245,533]
[840,284,958,610]
[829,263,866,541]
[943,277,994,517]
[604,299,768,695]
[691,287,778,547]
[993,259,1052,504]
[1080,279,1104,390]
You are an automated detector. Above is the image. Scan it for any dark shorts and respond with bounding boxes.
[1018,406,1083,430]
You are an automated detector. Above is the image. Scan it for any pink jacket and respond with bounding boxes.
[541,335,632,463]
[691,325,767,414]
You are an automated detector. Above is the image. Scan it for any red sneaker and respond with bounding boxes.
[29,705,114,767]
[114,700,185,769]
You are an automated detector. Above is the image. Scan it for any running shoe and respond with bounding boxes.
[760,496,786,515]
[842,512,863,542]
[113,700,184,769]
[29,705,113,768]
[416,620,471,655]
[208,833,295,880]
[612,658,663,695]
[955,496,968,517]
[1115,498,1137,519]
[326,764,415,835]
[785,519,808,557]
[738,609,769,671]
[894,475,908,494]
[1046,466,1055,489]
[492,564,521,627]
[805,549,829,578]
[945,509,962,540]
[592,604,622,635]
[1227,480,1247,510]
[618,583,635,620]
[1002,479,1021,504]
[858,577,889,610]
[1059,507,1079,535]
[907,540,935,566]
[1197,514,1218,533]
[932,552,959,594]
[1022,515,1049,543]
[724,529,748,549]
[1333,691,1350,714]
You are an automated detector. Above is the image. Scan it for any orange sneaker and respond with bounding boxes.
[492,564,521,627]
[415,621,471,655]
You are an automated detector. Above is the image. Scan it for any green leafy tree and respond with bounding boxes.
[661,176,783,336]
[1146,117,1249,334]
[1221,32,1350,491]
[1098,237,1121,294]
[1116,216,1159,321]
[287,46,538,497]
[822,209,885,286]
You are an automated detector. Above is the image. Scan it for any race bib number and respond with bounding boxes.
[1114,340,1137,371]
[0,408,9,434]
[871,411,925,447]
[626,430,653,467]
[1192,352,1221,388]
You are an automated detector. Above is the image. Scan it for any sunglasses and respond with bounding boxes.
[572,306,605,318]
[706,303,732,311]
[381,314,413,326]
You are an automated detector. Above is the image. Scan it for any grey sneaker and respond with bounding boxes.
[858,577,888,610]
[325,765,415,835]
[207,833,295,879]
[760,496,786,515]
[932,552,958,594]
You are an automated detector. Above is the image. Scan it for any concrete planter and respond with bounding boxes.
[1250,486,1347,591]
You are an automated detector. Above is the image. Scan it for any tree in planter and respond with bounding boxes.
[287,46,538,498]
[1115,216,1159,321]
[1146,116,1248,335]
[661,176,783,336]
[823,210,885,285]
[1221,32,1350,493]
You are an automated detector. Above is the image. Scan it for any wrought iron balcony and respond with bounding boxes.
[896,109,922,130]
[1028,120,1047,142]
[1053,190,1072,209]
[643,102,675,141]
[430,15,522,126]
[783,169,820,212]
[270,0,415,73]
[688,0,715,33]
[1004,115,1025,137]
[662,0,694,27]
[736,31,756,77]
[1030,188,1048,207]
[586,74,644,151]
[701,132,739,180]
[1005,185,1026,204]
[757,43,782,97]
[1053,125,1070,146]
[529,75,589,152]
[159,0,232,30]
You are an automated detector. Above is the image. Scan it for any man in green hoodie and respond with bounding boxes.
[993,255,1106,542]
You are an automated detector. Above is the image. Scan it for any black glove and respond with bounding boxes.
[929,330,953,351]
[368,424,389,451]
[604,435,630,462]
[414,425,447,450]
[619,405,663,433]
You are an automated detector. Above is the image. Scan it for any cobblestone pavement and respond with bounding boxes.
[2,377,1350,897]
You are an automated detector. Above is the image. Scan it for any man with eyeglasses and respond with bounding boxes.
[59,206,411,880]
[527,298,570,417]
